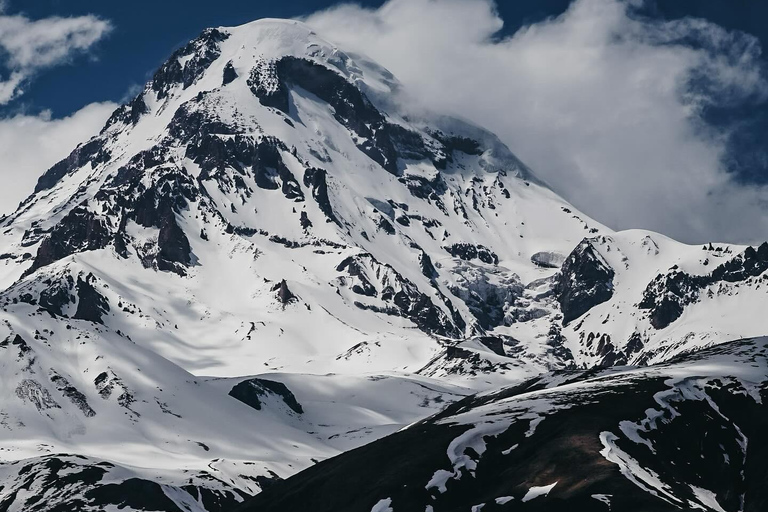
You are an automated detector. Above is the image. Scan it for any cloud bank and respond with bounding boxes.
[0,6,112,104]
[305,0,768,244]
[0,102,116,215]
[0,4,114,214]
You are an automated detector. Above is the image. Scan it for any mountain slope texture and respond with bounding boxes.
[0,18,764,512]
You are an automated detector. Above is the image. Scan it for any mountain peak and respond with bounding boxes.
[0,15,765,512]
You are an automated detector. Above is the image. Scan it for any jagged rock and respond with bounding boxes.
[377,216,395,235]
[28,204,112,275]
[274,279,297,305]
[73,274,110,324]
[337,254,461,338]
[34,138,111,193]
[103,94,149,128]
[476,336,506,356]
[16,379,60,411]
[38,275,76,316]
[554,239,615,325]
[399,174,448,212]
[229,378,303,414]
[50,370,96,417]
[222,61,238,85]
[419,252,438,280]
[444,243,498,265]
[151,28,229,99]
[303,168,336,223]
[299,211,312,230]
[639,242,768,329]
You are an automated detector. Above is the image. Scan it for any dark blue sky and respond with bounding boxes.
[6,1,764,117]
[3,0,767,184]
[0,0,574,118]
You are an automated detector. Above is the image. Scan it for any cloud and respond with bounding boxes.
[0,7,112,104]
[304,0,768,244]
[0,101,116,214]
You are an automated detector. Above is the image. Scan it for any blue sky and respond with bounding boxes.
[0,0,579,118]
[0,0,767,243]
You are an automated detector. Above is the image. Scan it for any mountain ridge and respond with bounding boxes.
[0,17,764,511]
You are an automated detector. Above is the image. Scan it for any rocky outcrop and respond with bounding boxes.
[444,243,499,265]
[34,138,111,193]
[274,280,297,306]
[229,378,303,414]
[639,242,768,329]
[303,168,337,224]
[336,254,462,338]
[73,274,110,324]
[554,239,615,325]
[151,28,229,100]
[27,205,112,276]
[49,370,96,417]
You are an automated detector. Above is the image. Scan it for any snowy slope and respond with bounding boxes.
[0,17,765,511]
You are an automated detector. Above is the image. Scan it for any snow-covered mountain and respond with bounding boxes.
[0,17,765,511]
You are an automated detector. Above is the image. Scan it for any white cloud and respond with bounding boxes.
[0,101,116,214]
[304,0,768,244]
[0,9,112,104]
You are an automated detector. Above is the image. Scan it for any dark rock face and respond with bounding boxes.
[303,168,337,224]
[151,28,229,100]
[419,251,439,280]
[580,330,642,367]
[229,378,304,414]
[248,56,453,176]
[476,336,506,356]
[377,216,395,235]
[73,274,110,324]
[38,275,76,316]
[428,130,483,169]
[444,243,499,265]
[86,478,184,512]
[639,242,768,329]
[1,334,31,358]
[222,61,238,85]
[335,256,377,297]
[554,239,615,325]
[180,115,304,202]
[155,204,192,272]
[34,138,111,193]
[277,57,400,174]
[399,174,448,213]
[299,211,312,230]
[29,146,200,277]
[337,254,461,338]
[274,279,297,305]
[102,94,149,129]
[49,370,96,417]
[236,339,768,512]
[247,60,290,112]
[27,205,112,276]
[111,161,197,275]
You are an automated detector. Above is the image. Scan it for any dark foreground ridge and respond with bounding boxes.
[235,337,768,512]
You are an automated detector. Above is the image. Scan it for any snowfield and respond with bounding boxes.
[0,17,764,511]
